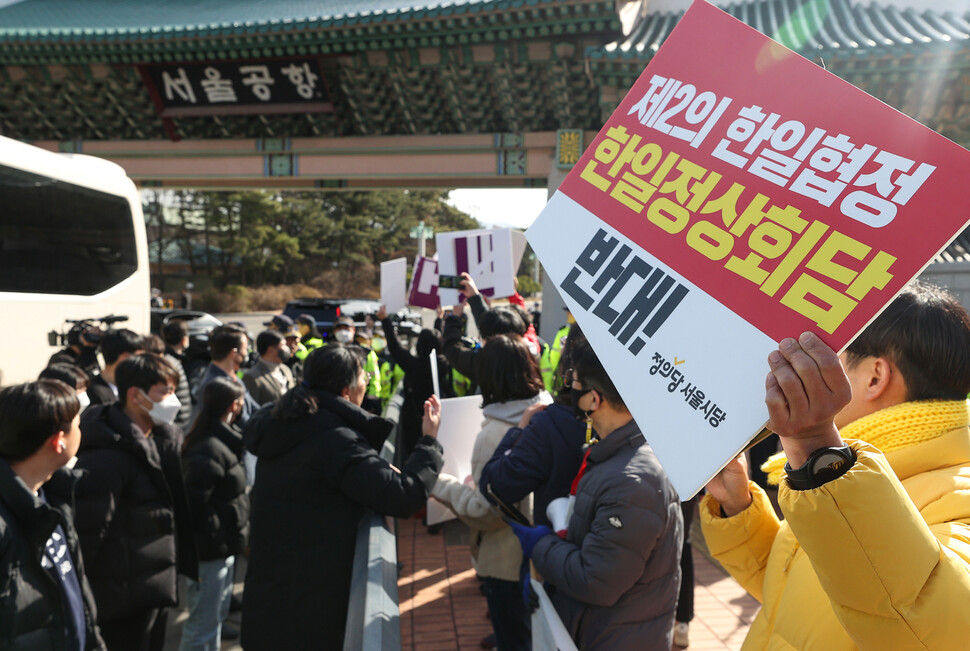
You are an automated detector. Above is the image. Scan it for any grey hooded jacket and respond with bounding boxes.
[532,419,683,651]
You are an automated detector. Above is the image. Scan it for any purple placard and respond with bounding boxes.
[453,234,496,298]
[408,256,440,309]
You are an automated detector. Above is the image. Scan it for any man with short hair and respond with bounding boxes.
[193,325,259,427]
[509,340,683,650]
[87,329,144,406]
[161,320,193,428]
[0,379,106,650]
[282,327,305,381]
[701,282,970,649]
[242,330,295,406]
[74,354,197,651]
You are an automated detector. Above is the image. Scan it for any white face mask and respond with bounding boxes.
[77,391,91,411]
[141,390,181,426]
[334,329,354,344]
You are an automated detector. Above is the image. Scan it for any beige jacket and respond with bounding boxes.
[242,358,294,406]
[432,392,552,581]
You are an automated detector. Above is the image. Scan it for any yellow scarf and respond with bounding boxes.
[761,400,970,486]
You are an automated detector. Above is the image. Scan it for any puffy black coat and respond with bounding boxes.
[181,421,250,560]
[0,462,105,650]
[74,404,195,622]
[241,390,444,651]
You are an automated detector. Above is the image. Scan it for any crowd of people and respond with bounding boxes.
[1,276,968,651]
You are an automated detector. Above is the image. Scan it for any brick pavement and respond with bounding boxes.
[398,516,761,650]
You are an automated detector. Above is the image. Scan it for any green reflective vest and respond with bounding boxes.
[295,336,324,361]
[452,368,473,397]
[540,325,570,392]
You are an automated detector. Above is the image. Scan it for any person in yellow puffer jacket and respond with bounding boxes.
[701,281,970,651]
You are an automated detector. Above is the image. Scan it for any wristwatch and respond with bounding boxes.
[784,445,856,490]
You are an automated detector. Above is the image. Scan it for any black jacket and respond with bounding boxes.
[442,293,489,382]
[84,375,116,407]
[74,404,197,622]
[380,316,455,457]
[181,421,250,561]
[0,461,106,650]
[240,391,444,650]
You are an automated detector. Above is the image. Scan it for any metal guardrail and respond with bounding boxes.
[342,392,404,651]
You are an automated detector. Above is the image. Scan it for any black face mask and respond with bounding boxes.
[571,386,594,420]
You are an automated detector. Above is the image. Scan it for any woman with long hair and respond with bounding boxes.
[180,377,249,651]
[479,324,589,530]
[431,334,553,651]
[241,344,445,650]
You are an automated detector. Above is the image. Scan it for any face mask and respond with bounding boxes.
[334,329,354,344]
[141,390,181,426]
[371,337,386,353]
[278,347,293,363]
[77,391,91,411]
[571,386,593,420]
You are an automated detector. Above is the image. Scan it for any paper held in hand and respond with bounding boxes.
[380,258,408,313]
[426,396,483,526]
[526,0,970,498]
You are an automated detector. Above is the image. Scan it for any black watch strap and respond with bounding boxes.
[784,445,856,491]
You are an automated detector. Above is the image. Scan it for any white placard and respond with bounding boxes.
[426,395,484,526]
[380,258,407,312]
[527,192,774,499]
[430,350,440,398]
[531,579,578,651]
[436,228,516,306]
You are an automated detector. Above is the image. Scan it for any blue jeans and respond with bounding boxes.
[179,556,235,651]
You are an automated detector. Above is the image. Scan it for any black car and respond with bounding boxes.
[281,298,420,338]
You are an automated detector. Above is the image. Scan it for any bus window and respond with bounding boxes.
[0,164,137,295]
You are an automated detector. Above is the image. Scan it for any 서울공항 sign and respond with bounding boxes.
[526,0,970,498]
[140,57,331,117]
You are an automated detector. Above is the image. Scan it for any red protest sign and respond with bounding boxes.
[558,0,970,350]
[527,0,970,497]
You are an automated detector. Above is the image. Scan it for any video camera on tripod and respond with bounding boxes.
[48,314,130,348]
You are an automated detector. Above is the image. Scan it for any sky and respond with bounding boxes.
[445,188,550,231]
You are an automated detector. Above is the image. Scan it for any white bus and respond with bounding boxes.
[0,136,149,384]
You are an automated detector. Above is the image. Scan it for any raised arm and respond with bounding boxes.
[763,332,970,648]
[378,305,418,370]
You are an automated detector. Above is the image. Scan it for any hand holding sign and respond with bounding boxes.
[765,332,850,468]
[459,272,479,299]
[422,395,442,439]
